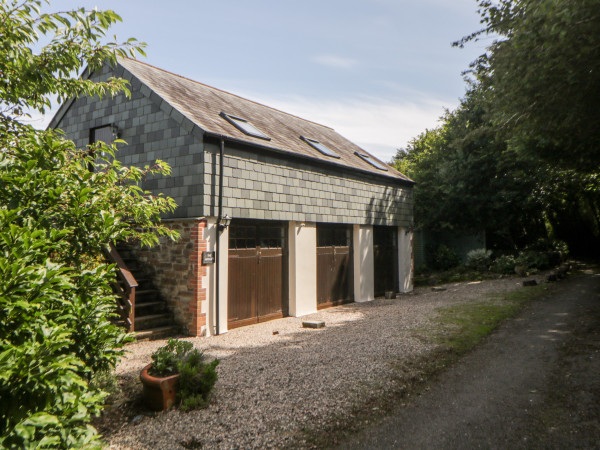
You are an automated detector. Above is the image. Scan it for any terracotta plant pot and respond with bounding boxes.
[140,364,180,411]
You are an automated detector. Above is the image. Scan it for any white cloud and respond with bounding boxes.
[251,93,453,163]
[313,54,358,69]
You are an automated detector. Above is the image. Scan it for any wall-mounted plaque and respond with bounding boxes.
[201,251,215,265]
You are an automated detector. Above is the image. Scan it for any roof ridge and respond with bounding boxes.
[118,56,334,131]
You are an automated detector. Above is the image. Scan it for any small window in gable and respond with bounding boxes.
[355,152,388,171]
[89,125,118,171]
[91,125,117,145]
[300,136,340,158]
[220,112,270,140]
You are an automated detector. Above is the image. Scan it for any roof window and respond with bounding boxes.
[220,112,270,140]
[300,136,340,158]
[355,152,388,171]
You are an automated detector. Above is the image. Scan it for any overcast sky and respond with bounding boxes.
[39,0,488,162]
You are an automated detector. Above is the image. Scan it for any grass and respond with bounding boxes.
[414,266,497,287]
[431,285,546,355]
[299,283,550,448]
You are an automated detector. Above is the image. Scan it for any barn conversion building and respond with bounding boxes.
[50,58,414,337]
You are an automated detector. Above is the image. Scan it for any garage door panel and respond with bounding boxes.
[316,248,333,305]
[257,249,285,318]
[374,226,398,296]
[228,221,287,328]
[228,250,257,324]
[317,226,353,309]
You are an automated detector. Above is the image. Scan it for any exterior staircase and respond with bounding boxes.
[110,243,179,340]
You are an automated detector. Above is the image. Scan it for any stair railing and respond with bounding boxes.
[106,244,137,332]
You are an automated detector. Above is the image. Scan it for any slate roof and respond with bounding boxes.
[117,57,412,183]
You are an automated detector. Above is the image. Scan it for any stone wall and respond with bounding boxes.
[129,219,208,336]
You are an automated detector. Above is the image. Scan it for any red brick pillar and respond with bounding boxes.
[189,220,208,336]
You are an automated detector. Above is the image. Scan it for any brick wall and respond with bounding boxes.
[129,220,208,336]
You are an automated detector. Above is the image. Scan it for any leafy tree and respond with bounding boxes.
[0,1,177,446]
[457,0,600,171]
[397,0,600,256]
[393,90,548,250]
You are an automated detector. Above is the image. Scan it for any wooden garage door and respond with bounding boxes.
[317,224,353,309]
[228,221,288,329]
[374,226,398,297]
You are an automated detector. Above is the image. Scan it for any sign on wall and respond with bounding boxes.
[202,251,215,265]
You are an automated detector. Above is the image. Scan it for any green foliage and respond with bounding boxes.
[396,0,600,256]
[178,356,220,411]
[465,248,492,272]
[490,254,516,275]
[90,370,121,402]
[515,250,551,272]
[459,0,600,171]
[392,92,550,250]
[429,245,460,271]
[433,285,546,355]
[150,339,194,377]
[0,1,177,447]
[149,339,220,411]
[0,0,145,116]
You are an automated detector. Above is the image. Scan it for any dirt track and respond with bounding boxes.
[342,269,600,449]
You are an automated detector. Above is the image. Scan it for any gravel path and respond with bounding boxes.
[106,275,541,449]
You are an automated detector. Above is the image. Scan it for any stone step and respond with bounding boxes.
[135,289,159,301]
[135,301,166,311]
[136,288,159,296]
[134,325,179,341]
[135,313,173,331]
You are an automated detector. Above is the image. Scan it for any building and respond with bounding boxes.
[50,58,414,337]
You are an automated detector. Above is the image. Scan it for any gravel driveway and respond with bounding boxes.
[340,269,600,449]
[105,275,540,449]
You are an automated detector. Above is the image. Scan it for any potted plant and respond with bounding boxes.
[140,339,219,411]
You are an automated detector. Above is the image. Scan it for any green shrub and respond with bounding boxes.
[150,339,194,377]
[90,370,120,399]
[515,250,551,271]
[430,245,460,271]
[0,1,177,446]
[149,339,220,410]
[465,248,492,272]
[178,353,220,411]
[490,254,517,274]
[551,240,569,261]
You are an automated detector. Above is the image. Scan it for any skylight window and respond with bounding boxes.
[355,152,388,171]
[300,136,340,158]
[220,112,270,140]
